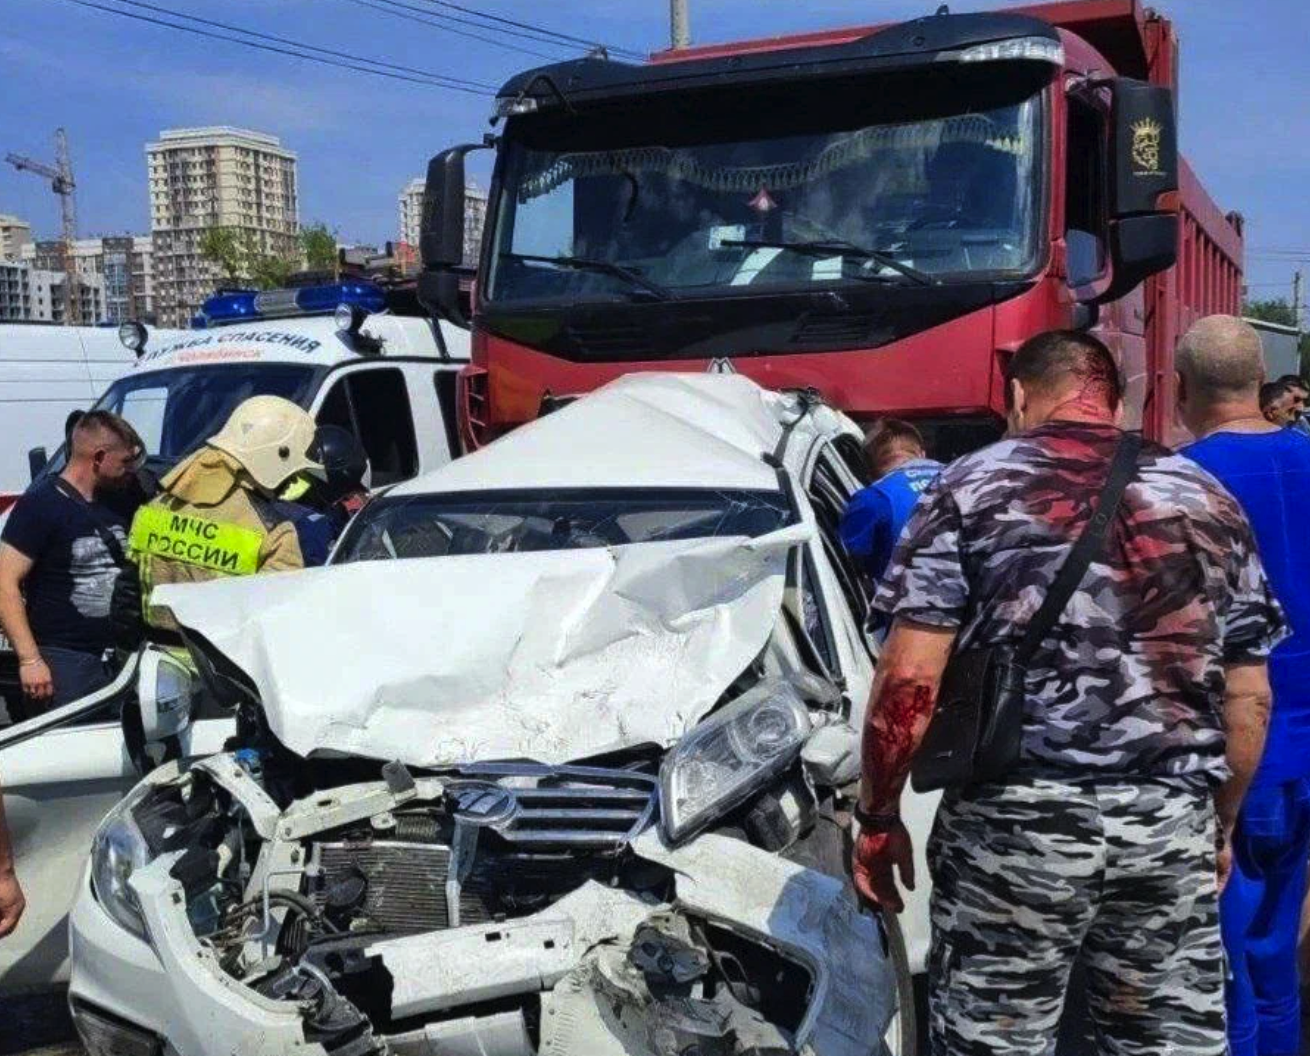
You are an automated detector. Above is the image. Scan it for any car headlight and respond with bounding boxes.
[660,679,812,844]
[90,783,156,941]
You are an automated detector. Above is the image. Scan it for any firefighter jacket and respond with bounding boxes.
[128,446,306,611]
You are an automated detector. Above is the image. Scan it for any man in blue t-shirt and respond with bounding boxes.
[0,411,143,715]
[1178,315,1310,1056]
[839,418,942,586]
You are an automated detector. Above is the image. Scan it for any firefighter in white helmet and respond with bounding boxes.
[127,395,326,616]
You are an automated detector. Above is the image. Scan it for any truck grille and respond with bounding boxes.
[563,321,648,356]
[790,312,878,346]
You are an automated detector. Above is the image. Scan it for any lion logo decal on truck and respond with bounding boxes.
[1131,118,1164,176]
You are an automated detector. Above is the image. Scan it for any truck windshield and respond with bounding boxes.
[334,487,794,562]
[487,88,1042,303]
[91,363,318,462]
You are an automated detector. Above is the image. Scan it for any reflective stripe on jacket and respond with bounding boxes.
[130,446,306,615]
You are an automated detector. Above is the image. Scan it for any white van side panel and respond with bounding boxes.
[0,326,183,497]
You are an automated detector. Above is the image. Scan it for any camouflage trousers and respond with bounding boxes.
[926,776,1225,1056]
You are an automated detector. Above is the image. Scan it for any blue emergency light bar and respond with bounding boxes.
[193,281,388,329]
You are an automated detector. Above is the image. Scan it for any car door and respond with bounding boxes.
[0,660,231,993]
[796,434,940,976]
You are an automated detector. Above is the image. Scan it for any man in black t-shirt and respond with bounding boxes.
[0,411,143,713]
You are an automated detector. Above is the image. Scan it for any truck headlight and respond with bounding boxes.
[90,784,155,941]
[660,680,811,844]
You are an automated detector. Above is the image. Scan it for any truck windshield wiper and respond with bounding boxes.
[503,253,672,300]
[719,239,935,286]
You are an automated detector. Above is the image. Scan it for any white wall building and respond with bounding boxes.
[22,236,154,324]
[398,177,425,252]
[147,127,299,326]
[0,260,33,320]
[0,260,104,324]
[0,216,32,262]
[398,176,487,267]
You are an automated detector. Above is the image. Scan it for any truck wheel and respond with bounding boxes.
[878,908,919,1056]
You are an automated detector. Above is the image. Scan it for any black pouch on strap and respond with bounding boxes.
[910,433,1142,793]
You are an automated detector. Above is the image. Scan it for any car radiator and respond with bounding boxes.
[306,765,659,935]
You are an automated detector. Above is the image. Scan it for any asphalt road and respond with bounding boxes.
[6,981,1310,1055]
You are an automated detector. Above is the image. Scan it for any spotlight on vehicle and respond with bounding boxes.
[118,321,148,357]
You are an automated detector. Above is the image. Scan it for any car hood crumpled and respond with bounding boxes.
[151,524,809,767]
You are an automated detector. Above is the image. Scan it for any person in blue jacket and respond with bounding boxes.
[839,418,942,586]
[270,425,371,567]
[1178,315,1310,1056]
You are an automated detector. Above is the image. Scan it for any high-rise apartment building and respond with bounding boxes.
[398,176,487,268]
[398,178,425,252]
[463,180,488,267]
[0,215,32,261]
[147,127,299,326]
[22,235,154,324]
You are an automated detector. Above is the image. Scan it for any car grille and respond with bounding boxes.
[305,764,660,934]
[450,763,660,852]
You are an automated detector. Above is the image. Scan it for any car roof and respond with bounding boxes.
[131,314,468,372]
[389,372,792,495]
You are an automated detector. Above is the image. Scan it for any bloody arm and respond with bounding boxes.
[858,619,956,816]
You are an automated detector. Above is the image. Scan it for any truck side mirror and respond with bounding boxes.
[27,446,48,482]
[417,143,490,327]
[1091,78,1179,305]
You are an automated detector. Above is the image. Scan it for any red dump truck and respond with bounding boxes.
[419,0,1241,456]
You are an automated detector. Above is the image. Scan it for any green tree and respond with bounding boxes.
[247,252,295,290]
[1243,297,1297,328]
[300,222,338,274]
[198,226,247,282]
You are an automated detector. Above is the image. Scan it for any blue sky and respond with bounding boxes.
[3,0,1307,300]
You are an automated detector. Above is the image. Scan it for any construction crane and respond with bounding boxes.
[5,129,79,324]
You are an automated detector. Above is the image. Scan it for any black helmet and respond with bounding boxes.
[309,425,370,499]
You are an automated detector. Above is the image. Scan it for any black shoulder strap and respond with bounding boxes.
[51,476,132,571]
[1015,432,1143,664]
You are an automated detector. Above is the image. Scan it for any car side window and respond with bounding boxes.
[348,370,418,486]
[797,552,838,676]
[806,450,873,628]
[316,370,419,486]
[832,434,873,487]
[315,378,353,433]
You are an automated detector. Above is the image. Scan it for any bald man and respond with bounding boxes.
[1178,315,1310,1056]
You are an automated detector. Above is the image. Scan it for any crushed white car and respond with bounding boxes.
[51,374,937,1055]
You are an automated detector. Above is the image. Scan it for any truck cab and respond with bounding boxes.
[420,0,1241,457]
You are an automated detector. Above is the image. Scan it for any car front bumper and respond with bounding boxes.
[70,829,895,1056]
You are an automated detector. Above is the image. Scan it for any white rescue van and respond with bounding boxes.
[0,323,186,511]
[0,281,470,721]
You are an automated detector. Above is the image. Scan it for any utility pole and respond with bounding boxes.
[670,0,690,48]
[1294,270,1303,334]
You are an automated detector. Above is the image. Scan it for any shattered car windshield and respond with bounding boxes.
[334,487,794,562]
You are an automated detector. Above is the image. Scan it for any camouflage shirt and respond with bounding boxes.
[876,421,1287,782]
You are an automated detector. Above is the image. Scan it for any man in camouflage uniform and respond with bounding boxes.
[851,330,1285,1055]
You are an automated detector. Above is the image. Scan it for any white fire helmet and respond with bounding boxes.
[208,395,326,493]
